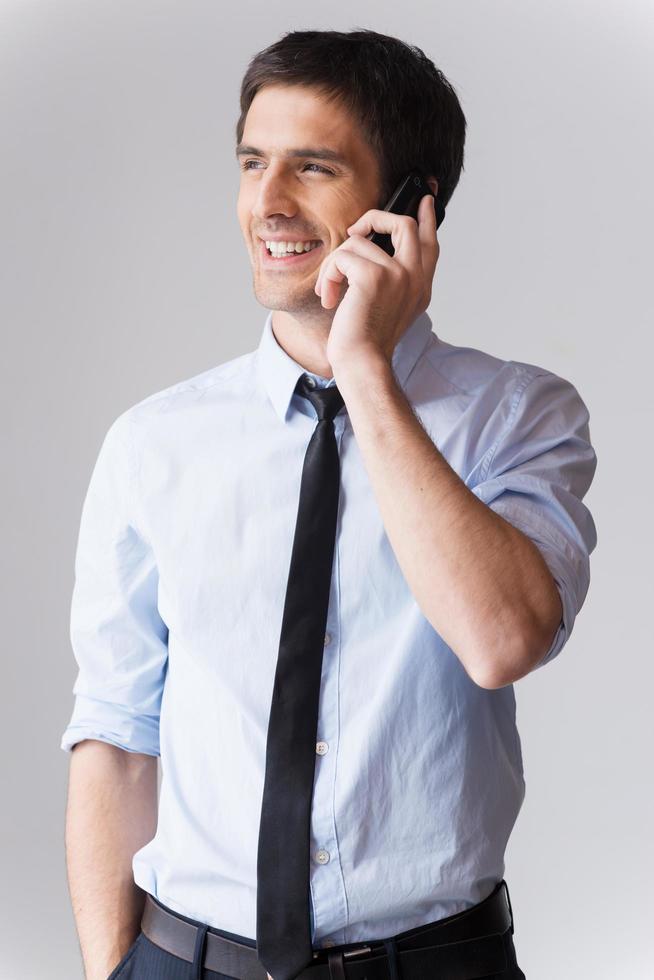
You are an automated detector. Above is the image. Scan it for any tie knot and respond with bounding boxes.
[296,374,344,422]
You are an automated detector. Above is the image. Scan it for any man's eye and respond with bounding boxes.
[240,160,333,175]
[303,163,333,174]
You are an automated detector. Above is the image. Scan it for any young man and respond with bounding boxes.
[61,29,597,980]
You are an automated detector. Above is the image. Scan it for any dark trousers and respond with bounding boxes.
[107,894,527,980]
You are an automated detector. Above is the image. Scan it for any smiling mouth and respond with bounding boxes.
[258,239,324,267]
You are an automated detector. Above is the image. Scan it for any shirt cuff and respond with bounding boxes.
[60,693,161,755]
[494,509,583,670]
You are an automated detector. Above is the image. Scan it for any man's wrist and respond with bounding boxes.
[84,934,139,980]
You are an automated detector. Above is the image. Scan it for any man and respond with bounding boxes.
[61,28,597,980]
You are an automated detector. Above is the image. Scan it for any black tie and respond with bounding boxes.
[256,374,345,980]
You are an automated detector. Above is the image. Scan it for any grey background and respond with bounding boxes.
[1,1,652,977]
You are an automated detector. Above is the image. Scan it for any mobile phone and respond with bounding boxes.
[367,170,444,258]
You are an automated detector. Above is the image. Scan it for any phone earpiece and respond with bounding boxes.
[369,170,445,255]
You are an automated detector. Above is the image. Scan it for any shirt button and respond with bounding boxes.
[316,741,329,755]
[324,633,331,646]
[315,848,330,864]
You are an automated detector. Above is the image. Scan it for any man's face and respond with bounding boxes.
[236,83,384,315]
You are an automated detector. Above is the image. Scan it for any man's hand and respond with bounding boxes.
[314,192,439,373]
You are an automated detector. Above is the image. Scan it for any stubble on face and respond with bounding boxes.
[250,253,327,319]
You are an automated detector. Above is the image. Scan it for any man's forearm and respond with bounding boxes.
[333,353,562,689]
[64,739,158,980]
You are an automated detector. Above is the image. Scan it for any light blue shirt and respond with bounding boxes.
[60,309,597,947]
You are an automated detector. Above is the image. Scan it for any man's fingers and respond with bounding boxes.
[417,193,439,277]
[317,249,370,308]
[345,209,421,271]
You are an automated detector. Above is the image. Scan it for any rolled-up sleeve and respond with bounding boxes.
[471,368,598,670]
[60,410,168,755]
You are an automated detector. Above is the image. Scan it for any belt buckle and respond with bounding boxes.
[312,944,372,960]
[343,945,372,959]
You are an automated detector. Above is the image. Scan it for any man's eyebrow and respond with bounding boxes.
[235,144,349,165]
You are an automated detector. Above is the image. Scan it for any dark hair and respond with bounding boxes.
[235,28,467,218]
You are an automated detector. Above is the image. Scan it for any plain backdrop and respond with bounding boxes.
[1,1,652,977]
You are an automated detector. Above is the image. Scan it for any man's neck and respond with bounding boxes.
[271,309,335,380]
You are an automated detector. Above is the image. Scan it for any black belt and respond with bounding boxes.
[140,879,515,980]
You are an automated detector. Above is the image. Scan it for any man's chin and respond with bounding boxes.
[252,282,325,315]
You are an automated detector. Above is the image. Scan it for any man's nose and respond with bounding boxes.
[251,169,296,221]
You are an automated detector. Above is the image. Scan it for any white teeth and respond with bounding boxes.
[264,240,320,257]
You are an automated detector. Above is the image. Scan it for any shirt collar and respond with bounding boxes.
[256,308,435,423]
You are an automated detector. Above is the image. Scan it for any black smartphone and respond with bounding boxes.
[367,170,444,258]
